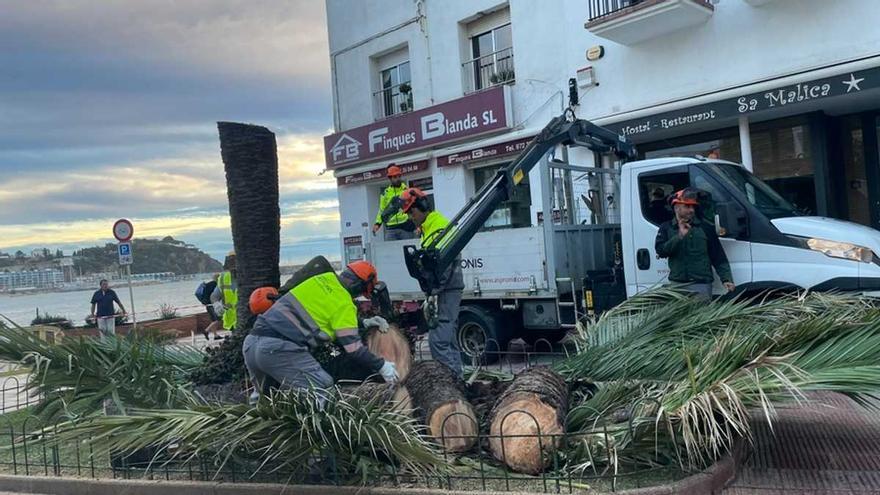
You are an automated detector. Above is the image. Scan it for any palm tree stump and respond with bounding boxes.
[217,122,281,332]
[366,324,412,382]
[404,361,477,453]
[488,366,569,474]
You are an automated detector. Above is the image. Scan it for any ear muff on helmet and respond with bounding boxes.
[401,187,430,213]
[249,286,279,315]
[344,261,378,297]
[670,188,700,206]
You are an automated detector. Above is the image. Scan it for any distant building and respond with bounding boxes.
[0,268,64,290]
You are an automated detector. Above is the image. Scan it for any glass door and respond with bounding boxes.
[842,117,870,226]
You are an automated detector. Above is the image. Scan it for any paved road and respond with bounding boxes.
[724,392,880,494]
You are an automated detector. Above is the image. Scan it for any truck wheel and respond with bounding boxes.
[521,329,569,349]
[457,305,509,365]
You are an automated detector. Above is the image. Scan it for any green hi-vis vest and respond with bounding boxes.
[218,271,237,330]
[375,183,409,227]
[420,210,455,249]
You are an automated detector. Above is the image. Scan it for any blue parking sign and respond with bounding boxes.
[118,242,133,265]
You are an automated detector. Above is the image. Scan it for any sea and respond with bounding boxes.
[0,278,213,327]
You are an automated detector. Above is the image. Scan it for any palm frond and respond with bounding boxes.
[0,323,204,418]
[50,386,444,481]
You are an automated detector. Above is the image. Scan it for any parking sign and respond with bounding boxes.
[118,242,133,265]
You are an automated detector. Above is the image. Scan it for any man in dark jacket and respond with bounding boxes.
[655,188,735,299]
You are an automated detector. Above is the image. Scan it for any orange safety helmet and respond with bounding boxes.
[400,187,428,213]
[346,260,378,297]
[670,188,699,206]
[386,164,402,177]
[249,286,279,315]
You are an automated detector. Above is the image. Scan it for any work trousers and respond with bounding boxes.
[430,288,463,377]
[97,317,116,338]
[242,334,333,396]
[678,281,713,301]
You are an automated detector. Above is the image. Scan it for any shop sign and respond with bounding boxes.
[337,160,428,186]
[409,176,434,191]
[324,86,511,169]
[608,66,879,140]
[438,136,533,167]
[343,235,362,246]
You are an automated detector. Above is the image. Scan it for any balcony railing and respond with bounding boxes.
[372,83,414,120]
[588,0,646,22]
[462,47,515,94]
[586,0,714,45]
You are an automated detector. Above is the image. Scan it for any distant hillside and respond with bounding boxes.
[72,237,222,275]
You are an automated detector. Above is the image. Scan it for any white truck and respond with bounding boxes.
[343,112,880,361]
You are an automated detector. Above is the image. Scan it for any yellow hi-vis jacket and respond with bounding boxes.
[218,271,237,330]
[252,272,384,373]
[418,211,465,292]
[375,182,409,227]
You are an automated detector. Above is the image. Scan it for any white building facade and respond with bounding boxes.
[325,0,880,264]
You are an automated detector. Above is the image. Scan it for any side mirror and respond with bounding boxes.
[715,202,748,239]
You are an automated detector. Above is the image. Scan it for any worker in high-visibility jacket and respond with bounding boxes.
[372,164,415,241]
[216,251,238,331]
[243,260,398,395]
[400,187,464,377]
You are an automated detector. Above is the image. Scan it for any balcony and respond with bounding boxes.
[372,82,414,120]
[462,47,515,94]
[585,0,714,45]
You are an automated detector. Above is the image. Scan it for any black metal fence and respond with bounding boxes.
[0,347,690,493]
[588,0,646,22]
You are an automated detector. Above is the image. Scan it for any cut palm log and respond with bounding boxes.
[405,361,477,452]
[366,325,412,382]
[488,366,569,474]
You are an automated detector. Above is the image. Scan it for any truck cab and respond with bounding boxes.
[623,157,880,297]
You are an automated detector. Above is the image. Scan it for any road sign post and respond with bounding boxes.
[114,220,137,331]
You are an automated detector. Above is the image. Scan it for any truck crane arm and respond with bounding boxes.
[404,110,637,294]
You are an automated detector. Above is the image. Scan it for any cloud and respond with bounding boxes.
[0,2,343,264]
[0,1,332,171]
[0,130,341,261]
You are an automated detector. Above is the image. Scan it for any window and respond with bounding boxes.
[464,23,514,92]
[473,163,531,230]
[749,116,815,215]
[638,170,689,226]
[376,61,412,118]
[707,163,801,220]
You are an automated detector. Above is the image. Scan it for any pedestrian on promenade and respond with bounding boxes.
[215,251,238,333]
[654,188,735,300]
[89,279,126,338]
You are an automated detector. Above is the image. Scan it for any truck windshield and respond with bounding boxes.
[708,163,801,219]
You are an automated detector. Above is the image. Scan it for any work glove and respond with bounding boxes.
[422,295,439,329]
[362,315,390,333]
[379,361,399,384]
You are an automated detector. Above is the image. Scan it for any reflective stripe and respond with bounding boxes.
[335,328,359,338]
[343,341,363,353]
[286,294,325,339]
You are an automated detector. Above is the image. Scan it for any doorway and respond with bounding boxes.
[834,112,880,229]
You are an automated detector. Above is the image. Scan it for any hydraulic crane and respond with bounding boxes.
[403,109,637,294]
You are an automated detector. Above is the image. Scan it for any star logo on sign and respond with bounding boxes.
[842,73,865,93]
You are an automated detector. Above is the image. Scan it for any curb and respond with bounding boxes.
[618,441,744,495]
[0,444,743,495]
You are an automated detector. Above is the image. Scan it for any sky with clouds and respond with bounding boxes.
[0,1,340,264]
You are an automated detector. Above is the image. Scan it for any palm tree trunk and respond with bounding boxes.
[217,122,281,331]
